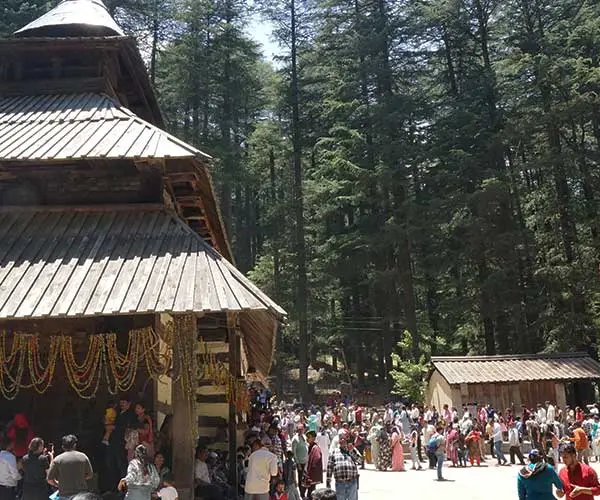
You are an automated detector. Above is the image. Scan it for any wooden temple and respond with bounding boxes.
[0,1,285,498]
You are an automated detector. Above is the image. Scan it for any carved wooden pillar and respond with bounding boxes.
[172,314,197,500]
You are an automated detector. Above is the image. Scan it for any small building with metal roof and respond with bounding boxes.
[426,353,600,413]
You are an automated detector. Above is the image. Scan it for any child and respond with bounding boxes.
[271,480,288,500]
[157,473,178,500]
[457,432,467,467]
[409,426,422,470]
[102,407,117,446]
[283,451,301,500]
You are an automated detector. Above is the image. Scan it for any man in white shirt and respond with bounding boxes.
[244,439,278,500]
[0,441,20,500]
[536,403,546,424]
[410,404,420,421]
[492,421,508,466]
[546,401,556,424]
[195,448,222,499]
[507,421,525,465]
[316,429,331,472]
[424,406,433,424]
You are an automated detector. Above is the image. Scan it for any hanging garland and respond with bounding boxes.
[0,328,170,399]
[172,316,199,441]
[197,337,249,414]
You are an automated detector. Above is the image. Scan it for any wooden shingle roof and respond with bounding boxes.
[0,205,285,375]
[431,353,600,384]
[0,93,210,162]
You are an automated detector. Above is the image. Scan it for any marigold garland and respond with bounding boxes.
[0,328,170,399]
[197,338,249,414]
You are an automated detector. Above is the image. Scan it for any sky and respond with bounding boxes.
[246,16,280,61]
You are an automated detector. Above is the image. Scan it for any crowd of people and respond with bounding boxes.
[3,395,600,500]
[232,397,600,500]
[0,395,177,500]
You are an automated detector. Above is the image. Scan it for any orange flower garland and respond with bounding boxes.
[0,328,170,399]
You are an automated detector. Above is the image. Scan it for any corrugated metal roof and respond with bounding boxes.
[431,353,600,384]
[0,206,285,319]
[15,0,124,37]
[0,93,210,161]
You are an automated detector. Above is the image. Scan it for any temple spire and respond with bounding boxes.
[14,0,124,38]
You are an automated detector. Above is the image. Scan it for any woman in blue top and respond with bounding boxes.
[517,449,564,500]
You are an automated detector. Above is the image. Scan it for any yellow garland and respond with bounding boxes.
[0,328,170,399]
[197,338,249,414]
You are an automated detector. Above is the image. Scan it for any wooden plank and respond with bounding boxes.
[57,120,107,159]
[0,212,61,314]
[80,119,129,158]
[196,394,228,404]
[0,211,43,291]
[196,379,226,388]
[136,233,177,312]
[195,341,229,354]
[50,212,116,316]
[34,212,103,316]
[197,427,218,438]
[193,248,221,312]
[196,402,229,417]
[155,235,191,312]
[173,238,197,312]
[102,211,160,314]
[64,211,130,315]
[120,213,173,312]
[0,77,108,96]
[84,211,146,314]
[1,211,74,317]
[197,416,227,427]
[210,255,240,311]
[196,385,227,396]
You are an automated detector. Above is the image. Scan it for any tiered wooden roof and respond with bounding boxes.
[0,0,285,376]
[0,93,208,161]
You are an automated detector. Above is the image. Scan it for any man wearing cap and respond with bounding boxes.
[559,443,600,500]
[326,433,358,500]
[517,449,563,500]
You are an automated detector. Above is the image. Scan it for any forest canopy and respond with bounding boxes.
[4,0,600,397]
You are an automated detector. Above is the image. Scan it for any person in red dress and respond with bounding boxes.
[559,443,600,500]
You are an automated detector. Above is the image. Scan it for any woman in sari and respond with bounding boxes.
[368,423,381,467]
[376,427,392,471]
[465,426,482,466]
[446,424,459,467]
[390,427,405,471]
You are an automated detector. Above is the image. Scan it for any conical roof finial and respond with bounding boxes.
[14,0,124,37]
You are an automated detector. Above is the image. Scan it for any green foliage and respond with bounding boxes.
[12,0,600,390]
[390,331,430,402]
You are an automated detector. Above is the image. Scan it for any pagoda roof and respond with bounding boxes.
[0,205,285,375]
[0,93,209,162]
[14,0,124,38]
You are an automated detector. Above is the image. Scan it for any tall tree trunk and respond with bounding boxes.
[290,0,309,402]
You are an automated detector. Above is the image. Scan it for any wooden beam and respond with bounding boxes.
[171,314,197,500]
[196,394,228,404]
[227,312,240,487]
[0,77,108,96]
